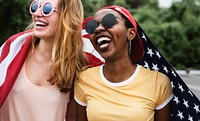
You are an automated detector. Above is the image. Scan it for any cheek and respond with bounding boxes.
[89,35,96,46]
[48,17,58,30]
[49,14,59,24]
[51,18,58,25]
[114,29,127,41]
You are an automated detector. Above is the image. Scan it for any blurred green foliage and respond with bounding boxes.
[0,0,32,44]
[0,0,199,69]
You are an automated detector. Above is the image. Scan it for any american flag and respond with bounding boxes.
[136,23,200,120]
[0,31,32,107]
[82,19,200,120]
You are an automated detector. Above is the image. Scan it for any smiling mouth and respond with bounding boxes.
[97,37,111,49]
[35,21,48,27]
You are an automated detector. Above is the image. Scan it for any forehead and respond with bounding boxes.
[94,9,121,20]
[37,0,59,5]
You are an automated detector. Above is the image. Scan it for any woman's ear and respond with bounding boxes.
[127,28,136,42]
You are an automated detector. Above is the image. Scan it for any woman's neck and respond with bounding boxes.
[35,39,53,62]
[103,58,136,83]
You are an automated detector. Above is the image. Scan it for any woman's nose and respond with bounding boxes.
[94,23,106,33]
[33,7,43,16]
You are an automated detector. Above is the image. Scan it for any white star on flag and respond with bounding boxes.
[188,115,193,121]
[163,65,169,73]
[183,99,189,108]
[177,110,184,120]
[155,50,161,59]
[173,96,180,104]
[143,61,149,69]
[152,63,159,71]
[147,48,154,57]
[193,104,200,113]
[178,83,185,93]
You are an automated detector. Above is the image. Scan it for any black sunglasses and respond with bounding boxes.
[85,14,124,34]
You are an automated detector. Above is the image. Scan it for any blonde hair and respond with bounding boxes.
[27,0,88,92]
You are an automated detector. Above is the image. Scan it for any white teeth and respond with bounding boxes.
[97,37,111,44]
[100,43,109,49]
[35,21,46,26]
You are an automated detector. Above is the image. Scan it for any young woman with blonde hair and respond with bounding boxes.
[0,0,89,120]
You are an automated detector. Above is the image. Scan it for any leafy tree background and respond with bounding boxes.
[0,0,199,69]
[0,0,32,44]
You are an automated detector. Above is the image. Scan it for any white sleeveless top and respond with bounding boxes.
[0,63,70,121]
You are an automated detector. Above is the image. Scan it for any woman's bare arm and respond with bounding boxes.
[76,102,87,121]
[66,92,76,121]
[154,101,171,121]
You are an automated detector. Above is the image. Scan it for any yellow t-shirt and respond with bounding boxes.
[75,65,173,121]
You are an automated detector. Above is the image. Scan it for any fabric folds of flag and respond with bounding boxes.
[0,31,32,107]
